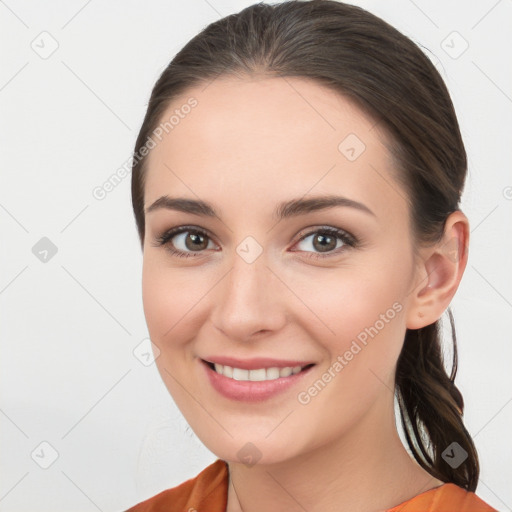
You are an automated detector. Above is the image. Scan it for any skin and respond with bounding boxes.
[141,75,469,512]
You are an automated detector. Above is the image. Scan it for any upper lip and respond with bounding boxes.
[202,356,315,370]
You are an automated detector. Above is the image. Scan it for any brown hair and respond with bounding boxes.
[131,0,479,491]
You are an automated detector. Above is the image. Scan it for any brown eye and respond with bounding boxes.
[312,233,338,252]
[296,231,343,253]
[154,226,216,257]
[293,227,357,258]
[185,232,209,251]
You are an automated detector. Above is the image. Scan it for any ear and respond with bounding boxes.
[406,210,469,330]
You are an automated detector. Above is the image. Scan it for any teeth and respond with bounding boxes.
[211,363,306,381]
[232,368,249,381]
[248,368,267,381]
[279,366,292,377]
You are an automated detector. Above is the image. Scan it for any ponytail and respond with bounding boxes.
[395,309,479,491]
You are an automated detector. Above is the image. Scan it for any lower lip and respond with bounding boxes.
[201,360,314,402]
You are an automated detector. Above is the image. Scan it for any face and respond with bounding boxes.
[141,75,420,465]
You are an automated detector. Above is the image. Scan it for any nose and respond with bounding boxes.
[210,253,287,342]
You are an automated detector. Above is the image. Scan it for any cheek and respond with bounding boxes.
[290,260,408,347]
[287,254,411,416]
[141,260,204,349]
[142,264,173,342]
[289,267,408,438]
[141,262,207,406]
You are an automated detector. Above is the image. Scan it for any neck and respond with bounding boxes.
[226,395,443,512]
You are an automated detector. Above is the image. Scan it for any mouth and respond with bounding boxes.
[200,358,316,402]
[202,359,315,381]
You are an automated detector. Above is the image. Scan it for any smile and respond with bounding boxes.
[201,358,316,402]
[210,362,308,381]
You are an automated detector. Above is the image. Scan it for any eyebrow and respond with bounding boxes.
[144,194,375,219]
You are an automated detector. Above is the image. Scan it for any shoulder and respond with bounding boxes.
[387,482,498,512]
[124,459,228,512]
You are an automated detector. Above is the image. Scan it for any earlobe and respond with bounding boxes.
[406,211,469,330]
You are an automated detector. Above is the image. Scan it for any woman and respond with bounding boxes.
[126,1,497,510]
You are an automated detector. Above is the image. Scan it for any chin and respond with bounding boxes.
[193,428,311,468]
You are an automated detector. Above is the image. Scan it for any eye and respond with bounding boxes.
[152,225,358,260]
[152,226,217,258]
[292,227,357,258]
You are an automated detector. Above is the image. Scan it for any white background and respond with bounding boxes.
[1,1,511,511]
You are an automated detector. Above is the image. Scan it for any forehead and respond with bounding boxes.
[143,75,407,222]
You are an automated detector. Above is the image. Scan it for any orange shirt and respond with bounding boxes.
[125,459,497,512]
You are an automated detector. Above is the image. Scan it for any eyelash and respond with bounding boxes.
[152,225,358,260]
